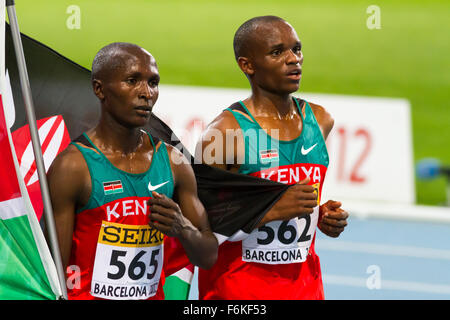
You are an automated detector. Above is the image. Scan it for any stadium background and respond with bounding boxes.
[9,0,450,299]
[12,0,449,206]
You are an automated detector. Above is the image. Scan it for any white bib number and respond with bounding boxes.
[242,208,318,264]
[91,221,164,300]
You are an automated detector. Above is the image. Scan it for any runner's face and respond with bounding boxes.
[102,48,160,128]
[249,21,303,95]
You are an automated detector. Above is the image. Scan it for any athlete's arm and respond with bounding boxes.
[47,145,89,270]
[309,102,349,237]
[257,179,317,227]
[148,144,218,270]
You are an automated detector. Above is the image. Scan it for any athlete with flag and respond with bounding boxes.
[4,22,317,300]
[197,16,348,300]
[46,42,218,300]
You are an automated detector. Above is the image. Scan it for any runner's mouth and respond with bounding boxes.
[286,69,302,80]
[135,106,152,116]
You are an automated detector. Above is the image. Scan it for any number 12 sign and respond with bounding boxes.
[310,93,415,205]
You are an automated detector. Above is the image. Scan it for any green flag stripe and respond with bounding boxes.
[0,214,55,300]
[163,267,193,300]
[163,276,191,300]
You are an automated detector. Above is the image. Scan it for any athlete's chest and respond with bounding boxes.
[252,116,303,141]
[77,152,154,209]
[103,150,154,174]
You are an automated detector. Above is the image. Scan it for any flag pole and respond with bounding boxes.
[6,0,68,300]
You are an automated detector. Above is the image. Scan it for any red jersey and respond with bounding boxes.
[199,99,328,300]
[67,133,174,300]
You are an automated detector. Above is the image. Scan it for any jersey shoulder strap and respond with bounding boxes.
[226,101,248,114]
[295,97,305,112]
[72,134,93,148]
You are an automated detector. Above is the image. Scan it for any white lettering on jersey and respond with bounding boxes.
[106,199,148,221]
[259,165,323,184]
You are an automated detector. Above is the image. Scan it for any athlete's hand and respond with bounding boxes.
[148,191,196,238]
[318,200,348,238]
[257,177,318,227]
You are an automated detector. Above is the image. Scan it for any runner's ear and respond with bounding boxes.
[92,79,105,100]
[237,57,254,76]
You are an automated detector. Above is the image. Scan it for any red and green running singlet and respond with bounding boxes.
[199,98,329,300]
[67,131,174,300]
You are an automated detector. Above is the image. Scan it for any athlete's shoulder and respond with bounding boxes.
[48,143,90,184]
[164,143,196,191]
[47,142,91,207]
[305,100,334,140]
[207,107,243,134]
[306,101,333,122]
[165,143,190,164]
[54,143,88,169]
[195,102,246,171]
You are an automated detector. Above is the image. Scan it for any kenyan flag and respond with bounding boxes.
[103,180,124,195]
[0,93,62,299]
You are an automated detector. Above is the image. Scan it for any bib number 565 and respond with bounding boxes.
[108,249,160,281]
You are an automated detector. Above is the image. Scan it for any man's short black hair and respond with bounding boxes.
[233,15,286,60]
[91,42,143,81]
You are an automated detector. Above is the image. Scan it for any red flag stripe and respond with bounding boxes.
[22,116,63,185]
[0,96,22,202]
[0,152,21,201]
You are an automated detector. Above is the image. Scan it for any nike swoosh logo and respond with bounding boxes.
[301,143,318,155]
[148,180,169,191]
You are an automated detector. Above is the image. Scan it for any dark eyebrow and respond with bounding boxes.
[124,71,141,78]
[124,72,160,82]
[269,41,302,51]
[269,43,284,50]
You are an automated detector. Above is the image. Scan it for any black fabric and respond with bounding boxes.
[6,23,290,237]
[227,101,247,114]
[73,134,93,148]
[192,163,288,236]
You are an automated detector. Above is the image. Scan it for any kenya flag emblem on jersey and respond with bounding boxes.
[103,180,123,195]
[260,149,279,163]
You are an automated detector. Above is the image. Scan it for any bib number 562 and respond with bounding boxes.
[108,249,160,281]
[257,215,311,245]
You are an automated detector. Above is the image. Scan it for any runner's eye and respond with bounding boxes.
[126,78,137,85]
[271,49,282,57]
[148,79,159,88]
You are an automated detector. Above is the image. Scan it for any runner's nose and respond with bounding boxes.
[139,82,152,100]
[286,49,301,64]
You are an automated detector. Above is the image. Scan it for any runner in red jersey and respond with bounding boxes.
[196,16,348,300]
[47,43,217,300]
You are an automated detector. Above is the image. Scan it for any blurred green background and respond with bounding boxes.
[11,0,450,205]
